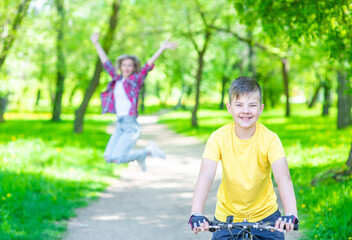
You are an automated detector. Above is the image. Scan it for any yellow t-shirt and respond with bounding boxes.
[203,122,285,223]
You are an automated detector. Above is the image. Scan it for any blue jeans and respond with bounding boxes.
[104,116,147,164]
[212,210,285,240]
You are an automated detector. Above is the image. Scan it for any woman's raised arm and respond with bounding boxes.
[146,38,177,66]
[90,33,109,64]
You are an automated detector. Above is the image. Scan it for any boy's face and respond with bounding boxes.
[226,92,264,131]
[120,58,136,78]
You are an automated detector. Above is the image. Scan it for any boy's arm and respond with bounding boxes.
[191,158,218,234]
[90,33,109,64]
[146,38,177,66]
[272,157,298,231]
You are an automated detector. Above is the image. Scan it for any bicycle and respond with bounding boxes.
[208,215,299,240]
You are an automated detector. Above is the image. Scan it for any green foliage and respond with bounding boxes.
[0,113,123,239]
[160,104,352,239]
[2,0,347,120]
[233,0,352,60]
[0,89,9,98]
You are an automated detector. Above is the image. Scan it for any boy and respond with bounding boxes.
[189,76,298,239]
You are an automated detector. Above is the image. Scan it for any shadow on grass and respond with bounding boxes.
[0,119,111,149]
[261,115,348,149]
[289,163,352,239]
[0,117,121,240]
[0,169,109,240]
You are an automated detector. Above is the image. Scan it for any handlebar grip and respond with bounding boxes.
[293,223,299,231]
[282,223,299,230]
[269,222,299,231]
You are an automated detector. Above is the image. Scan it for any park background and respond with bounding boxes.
[0,0,352,239]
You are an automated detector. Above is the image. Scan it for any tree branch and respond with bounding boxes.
[209,25,285,58]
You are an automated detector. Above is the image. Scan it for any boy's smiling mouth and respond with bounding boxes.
[240,116,252,121]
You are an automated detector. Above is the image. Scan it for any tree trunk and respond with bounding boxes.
[174,83,186,110]
[281,58,290,117]
[219,76,229,109]
[192,49,205,127]
[48,81,55,105]
[74,0,120,133]
[346,142,352,169]
[247,31,256,79]
[35,89,41,106]
[74,62,103,132]
[262,83,268,107]
[0,97,8,122]
[322,81,331,116]
[191,29,211,128]
[337,69,351,129]
[52,0,65,122]
[155,80,161,103]
[0,0,31,70]
[308,84,321,108]
[219,59,238,110]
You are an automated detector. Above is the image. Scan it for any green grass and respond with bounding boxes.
[1,105,351,239]
[159,104,352,240]
[0,113,124,240]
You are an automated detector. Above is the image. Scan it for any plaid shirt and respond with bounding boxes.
[100,60,154,116]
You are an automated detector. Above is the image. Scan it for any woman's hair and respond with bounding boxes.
[115,54,141,73]
[228,76,262,104]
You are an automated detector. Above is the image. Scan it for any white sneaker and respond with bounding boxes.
[146,142,166,159]
[137,157,147,172]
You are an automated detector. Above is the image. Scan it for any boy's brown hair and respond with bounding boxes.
[228,76,262,104]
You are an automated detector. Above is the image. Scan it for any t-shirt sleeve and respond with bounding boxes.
[268,134,286,164]
[202,132,221,162]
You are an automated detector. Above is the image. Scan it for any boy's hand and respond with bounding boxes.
[161,38,177,50]
[275,215,299,232]
[189,213,210,234]
[90,33,99,44]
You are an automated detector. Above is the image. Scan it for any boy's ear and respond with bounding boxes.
[260,104,264,115]
[226,102,232,113]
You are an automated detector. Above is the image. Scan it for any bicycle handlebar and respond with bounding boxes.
[208,220,299,232]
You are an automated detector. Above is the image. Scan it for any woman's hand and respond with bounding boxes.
[146,38,178,65]
[90,32,109,63]
[161,38,178,50]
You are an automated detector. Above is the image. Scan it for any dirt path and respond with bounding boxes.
[62,115,301,240]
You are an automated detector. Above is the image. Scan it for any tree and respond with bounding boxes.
[208,38,242,110]
[187,14,212,128]
[234,0,352,173]
[181,1,224,127]
[322,79,332,116]
[210,24,294,116]
[52,0,65,121]
[0,92,9,122]
[281,57,290,116]
[234,0,352,126]
[0,0,31,70]
[74,0,121,133]
[337,69,351,128]
[0,0,31,122]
